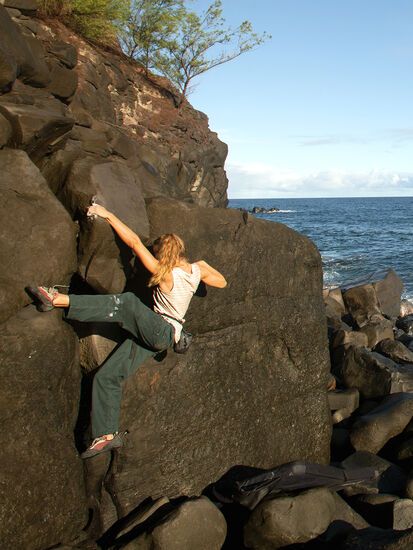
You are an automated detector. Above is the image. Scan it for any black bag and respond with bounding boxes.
[210,461,379,510]
[174,328,193,354]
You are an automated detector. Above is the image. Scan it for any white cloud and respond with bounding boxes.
[227,162,413,198]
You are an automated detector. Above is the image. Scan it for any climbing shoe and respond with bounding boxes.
[26,286,58,312]
[80,432,126,459]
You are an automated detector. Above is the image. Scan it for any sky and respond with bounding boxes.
[189,0,413,198]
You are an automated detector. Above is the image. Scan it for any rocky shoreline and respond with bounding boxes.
[52,269,413,549]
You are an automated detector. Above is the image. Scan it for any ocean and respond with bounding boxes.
[229,197,413,301]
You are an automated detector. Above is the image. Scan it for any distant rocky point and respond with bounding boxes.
[242,206,281,214]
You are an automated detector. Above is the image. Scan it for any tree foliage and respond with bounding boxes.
[122,0,185,74]
[38,0,270,104]
[126,0,270,106]
[38,0,130,44]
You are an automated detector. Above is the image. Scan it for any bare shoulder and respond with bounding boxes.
[194,259,227,289]
[194,260,207,273]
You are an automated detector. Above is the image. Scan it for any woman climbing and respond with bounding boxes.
[29,203,227,459]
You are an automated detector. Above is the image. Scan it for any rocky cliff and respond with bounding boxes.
[0,3,332,548]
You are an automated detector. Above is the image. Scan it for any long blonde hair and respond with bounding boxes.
[149,233,186,287]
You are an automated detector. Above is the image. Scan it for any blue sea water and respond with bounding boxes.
[229,197,413,301]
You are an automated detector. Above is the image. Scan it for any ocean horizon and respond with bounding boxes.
[229,196,413,301]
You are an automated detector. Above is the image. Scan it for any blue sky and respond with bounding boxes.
[189,0,413,198]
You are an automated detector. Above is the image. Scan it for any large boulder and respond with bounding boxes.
[0,94,74,162]
[48,40,78,69]
[0,149,77,324]
[244,488,336,549]
[359,316,394,348]
[340,346,413,398]
[338,526,413,550]
[84,198,331,526]
[0,306,87,548]
[397,315,413,336]
[342,270,404,326]
[62,157,149,293]
[331,328,368,349]
[350,393,413,454]
[1,0,38,14]
[0,6,49,87]
[375,339,413,364]
[129,497,227,550]
[47,59,79,100]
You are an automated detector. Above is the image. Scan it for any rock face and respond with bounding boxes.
[62,157,149,293]
[0,148,77,324]
[94,198,331,520]
[0,7,332,548]
[0,306,87,548]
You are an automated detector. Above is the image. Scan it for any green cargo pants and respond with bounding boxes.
[66,292,174,438]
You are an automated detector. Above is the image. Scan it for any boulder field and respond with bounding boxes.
[0,4,332,549]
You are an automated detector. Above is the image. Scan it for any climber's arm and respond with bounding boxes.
[195,260,227,288]
[87,204,159,274]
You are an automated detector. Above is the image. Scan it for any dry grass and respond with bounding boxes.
[37,0,72,17]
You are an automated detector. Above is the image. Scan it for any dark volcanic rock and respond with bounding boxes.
[338,527,413,550]
[331,328,368,349]
[63,157,149,293]
[47,60,79,100]
[0,94,74,162]
[359,316,394,348]
[373,269,404,319]
[0,149,77,324]
[350,393,413,454]
[0,40,17,92]
[342,269,404,326]
[48,40,78,69]
[328,388,360,424]
[130,497,227,550]
[397,333,413,352]
[2,0,37,14]
[342,283,381,327]
[250,206,280,214]
[0,6,52,88]
[24,34,51,87]
[325,295,346,320]
[397,315,413,336]
[322,492,369,541]
[343,495,413,532]
[85,198,331,525]
[70,124,111,156]
[0,306,87,548]
[375,339,413,364]
[340,346,413,399]
[244,488,336,549]
[0,111,12,145]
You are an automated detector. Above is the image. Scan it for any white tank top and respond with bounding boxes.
[153,263,201,342]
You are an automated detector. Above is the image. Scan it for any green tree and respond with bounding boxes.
[38,0,130,44]
[70,0,130,43]
[155,0,270,106]
[123,0,186,74]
